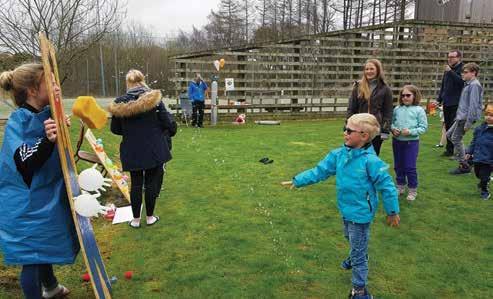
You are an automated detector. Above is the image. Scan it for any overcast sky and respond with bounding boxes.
[125,0,221,37]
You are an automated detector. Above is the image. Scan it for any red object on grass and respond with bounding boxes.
[124,271,133,279]
[104,210,115,221]
[82,273,90,282]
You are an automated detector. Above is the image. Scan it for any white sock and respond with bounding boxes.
[131,218,140,226]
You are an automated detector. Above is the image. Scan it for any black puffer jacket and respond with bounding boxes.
[108,87,173,171]
[347,80,394,134]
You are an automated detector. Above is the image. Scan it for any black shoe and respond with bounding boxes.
[259,157,269,163]
[449,166,471,175]
[441,151,453,157]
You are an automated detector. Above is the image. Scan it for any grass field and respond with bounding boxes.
[0,116,492,298]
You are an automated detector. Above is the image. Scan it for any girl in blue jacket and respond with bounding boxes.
[391,85,428,201]
[0,64,79,298]
[465,104,493,200]
[283,113,400,299]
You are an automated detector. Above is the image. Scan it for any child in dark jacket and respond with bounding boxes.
[465,104,493,200]
[282,113,400,299]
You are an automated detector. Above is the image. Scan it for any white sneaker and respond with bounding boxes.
[407,188,417,201]
[42,284,70,299]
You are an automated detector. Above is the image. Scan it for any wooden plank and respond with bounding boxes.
[39,32,112,299]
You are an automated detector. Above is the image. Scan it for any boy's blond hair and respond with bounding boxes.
[347,113,381,141]
[486,104,493,115]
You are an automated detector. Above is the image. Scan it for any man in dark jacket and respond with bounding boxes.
[437,50,464,156]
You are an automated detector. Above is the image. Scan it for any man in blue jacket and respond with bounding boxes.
[188,74,208,128]
[283,113,400,299]
[437,50,464,156]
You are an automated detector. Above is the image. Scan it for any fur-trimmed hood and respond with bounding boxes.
[108,88,162,117]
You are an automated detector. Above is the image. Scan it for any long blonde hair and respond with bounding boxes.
[0,63,44,107]
[358,59,385,101]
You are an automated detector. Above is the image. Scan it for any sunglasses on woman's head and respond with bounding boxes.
[343,126,365,134]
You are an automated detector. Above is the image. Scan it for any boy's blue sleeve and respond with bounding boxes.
[293,151,336,188]
[367,157,400,215]
[187,82,193,101]
[466,126,480,154]
[410,107,428,136]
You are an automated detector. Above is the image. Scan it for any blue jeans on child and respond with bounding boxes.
[392,139,420,188]
[343,220,371,288]
[20,264,58,299]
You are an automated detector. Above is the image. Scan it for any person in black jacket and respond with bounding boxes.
[436,50,464,157]
[108,69,173,228]
[347,59,393,156]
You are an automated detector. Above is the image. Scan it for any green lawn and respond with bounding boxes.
[0,117,492,298]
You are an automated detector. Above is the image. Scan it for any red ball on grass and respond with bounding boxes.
[82,273,90,282]
[124,271,133,279]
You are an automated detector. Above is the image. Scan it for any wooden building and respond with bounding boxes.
[416,0,493,24]
[170,20,493,119]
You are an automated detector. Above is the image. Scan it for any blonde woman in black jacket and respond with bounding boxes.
[109,69,174,228]
[347,59,393,156]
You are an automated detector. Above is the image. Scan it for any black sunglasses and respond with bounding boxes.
[401,93,413,98]
[343,126,365,134]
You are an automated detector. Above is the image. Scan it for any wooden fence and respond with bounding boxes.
[171,20,493,119]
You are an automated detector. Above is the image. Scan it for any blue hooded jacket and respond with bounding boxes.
[0,107,79,265]
[187,80,208,102]
[466,123,493,165]
[293,144,399,224]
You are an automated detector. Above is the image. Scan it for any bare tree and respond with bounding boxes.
[0,0,123,82]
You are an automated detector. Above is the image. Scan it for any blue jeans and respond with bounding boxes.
[20,264,58,299]
[343,220,370,288]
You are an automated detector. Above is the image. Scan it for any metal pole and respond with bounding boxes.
[86,58,90,95]
[97,0,106,97]
[114,38,119,96]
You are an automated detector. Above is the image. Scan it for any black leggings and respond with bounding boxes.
[130,165,164,218]
[474,162,492,192]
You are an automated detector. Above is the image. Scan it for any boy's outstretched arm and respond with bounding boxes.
[367,157,400,227]
[290,151,337,188]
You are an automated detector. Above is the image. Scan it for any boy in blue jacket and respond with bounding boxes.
[283,113,400,299]
[465,104,493,200]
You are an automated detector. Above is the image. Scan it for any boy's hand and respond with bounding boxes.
[386,214,400,227]
[281,181,295,190]
[465,153,472,160]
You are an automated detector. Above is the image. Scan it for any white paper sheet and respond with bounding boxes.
[112,206,134,224]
